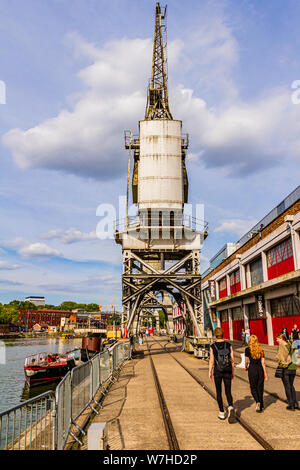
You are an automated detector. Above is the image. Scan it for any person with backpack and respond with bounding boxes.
[245,335,268,413]
[291,324,300,352]
[209,327,236,423]
[276,333,298,410]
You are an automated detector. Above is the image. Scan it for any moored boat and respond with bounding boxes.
[24,352,69,387]
[24,348,98,387]
[24,335,103,388]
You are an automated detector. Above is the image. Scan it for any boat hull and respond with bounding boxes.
[24,364,69,387]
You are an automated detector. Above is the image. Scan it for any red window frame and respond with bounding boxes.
[219,277,227,299]
[230,269,241,294]
[267,237,294,280]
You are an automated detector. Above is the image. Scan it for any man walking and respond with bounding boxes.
[291,324,300,352]
[209,327,236,423]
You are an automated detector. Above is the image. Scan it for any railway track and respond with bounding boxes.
[146,340,180,450]
[148,338,274,450]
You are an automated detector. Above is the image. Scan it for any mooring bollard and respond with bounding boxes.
[88,422,107,450]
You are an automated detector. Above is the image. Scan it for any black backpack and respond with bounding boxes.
[213,342,231,372]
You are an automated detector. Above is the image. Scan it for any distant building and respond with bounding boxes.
[172,303,186,334]
[25,296,45,307]
[19,309,74,329]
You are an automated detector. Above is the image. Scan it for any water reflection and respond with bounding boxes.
[20,381,57,402]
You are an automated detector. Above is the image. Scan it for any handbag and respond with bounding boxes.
[275,366,284,378]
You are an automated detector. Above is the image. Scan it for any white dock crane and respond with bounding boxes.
[114,2,209,346]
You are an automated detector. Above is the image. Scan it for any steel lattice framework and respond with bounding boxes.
[145,3,172,120]
[115,2,209,338]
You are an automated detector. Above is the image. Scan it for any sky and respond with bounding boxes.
[0,0,299,307]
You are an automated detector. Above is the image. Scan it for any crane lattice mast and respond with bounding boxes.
[145,2,172,120]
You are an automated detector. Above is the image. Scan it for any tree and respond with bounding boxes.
[8,300,37,310]
[0,305,19,324]
[44,304,58,310]
[86,303,99,312]
[158,309,165,327]
[60,301,78,311]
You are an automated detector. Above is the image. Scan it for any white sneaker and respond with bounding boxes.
[228,406,236,424]
[256,402,261,412]
[218,411,226,420]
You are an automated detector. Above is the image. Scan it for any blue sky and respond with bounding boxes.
[0,0,300,306]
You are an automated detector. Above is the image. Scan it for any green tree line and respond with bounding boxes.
[0,300,101,324]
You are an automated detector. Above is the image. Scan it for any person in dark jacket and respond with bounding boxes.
[209,327,236,423]
[245,335,268,412]
[281,327,290,342]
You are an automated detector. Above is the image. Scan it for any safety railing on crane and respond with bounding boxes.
[114,214,209,234]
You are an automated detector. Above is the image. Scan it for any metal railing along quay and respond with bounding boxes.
[0,341,132,450]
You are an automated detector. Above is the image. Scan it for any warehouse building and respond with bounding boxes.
[201,186,300,345]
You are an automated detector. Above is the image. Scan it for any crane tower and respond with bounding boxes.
[114,2,208,337]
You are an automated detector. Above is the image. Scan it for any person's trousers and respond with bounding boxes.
[281,369,296,406]
[248,366,264,406]
[214,373,233,412]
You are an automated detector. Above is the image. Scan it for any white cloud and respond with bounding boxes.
[4,237,28,249]
[39,228,97,244]
[0,260,21,270]
[3,237,62,259]
[19,242,62,259]
[2,35,152,180]
[214,219,258,238]
[2,27,300,181]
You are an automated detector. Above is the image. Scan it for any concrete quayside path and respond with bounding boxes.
[80,336,300,451]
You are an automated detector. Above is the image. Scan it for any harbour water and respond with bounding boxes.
[0,337,82,413]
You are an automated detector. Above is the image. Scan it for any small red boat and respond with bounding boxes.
[24,348,99,387]
[24,352,69,387]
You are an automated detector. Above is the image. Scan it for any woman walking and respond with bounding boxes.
[276,333,298,410]
[245,335,268,412]
[209,327,236,423]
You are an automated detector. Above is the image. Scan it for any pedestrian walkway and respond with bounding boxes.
[82,337,300,450]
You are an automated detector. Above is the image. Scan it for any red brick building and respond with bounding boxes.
[201,186,300,345]
[19,309,74,329]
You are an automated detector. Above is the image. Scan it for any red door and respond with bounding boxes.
[272,315,300,344]
[249,318,268,344]
[232,320,244,341]
[221,321,230,339]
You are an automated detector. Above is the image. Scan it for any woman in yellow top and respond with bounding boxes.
[276,333,298,411]
[245,335,268,413]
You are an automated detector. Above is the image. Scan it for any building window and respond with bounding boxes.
[250,257,264,287]
[232,307,243,320]
[219,277,227,299]
[219,310,228,322]
[270,295,300,318]
[230,269,241,294]
[248,303,260,320]
[267,237,294,280]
